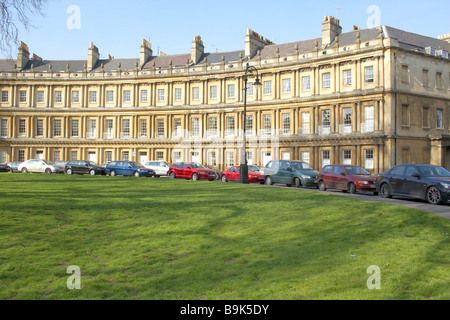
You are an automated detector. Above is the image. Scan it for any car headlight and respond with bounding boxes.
[359,181,369,185]
[199,171,207,174]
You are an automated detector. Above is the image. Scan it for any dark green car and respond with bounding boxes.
[264,160,319,188]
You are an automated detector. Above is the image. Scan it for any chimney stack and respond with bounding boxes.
[140,39,153,67]
[87,42,99,71]
[438,33,450,43]
[245,28,274,58]
[191,35,204,64]
[17,41,30,70]
[322,16,342,47]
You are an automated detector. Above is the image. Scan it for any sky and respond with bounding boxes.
[2,0,450,60]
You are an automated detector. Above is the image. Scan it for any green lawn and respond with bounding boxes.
[0,173,448,300]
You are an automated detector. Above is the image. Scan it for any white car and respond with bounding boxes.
[144,161,171,177]
[18,159,64,174]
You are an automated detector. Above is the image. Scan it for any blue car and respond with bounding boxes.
[106,161,155,178]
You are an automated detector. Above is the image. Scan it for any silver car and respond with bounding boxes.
[18,159,64,174]
[144,161,171,177]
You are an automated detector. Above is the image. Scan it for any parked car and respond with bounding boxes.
[55,161,69,167]
[220,166,265,184]
[144,161,171,177]
[318,165,378,195]
[18,159,64,174]
[264,160,319,188]
[0,163,8,172]
[106,161,155,178]
[65,161,106,176]
[6,161,22,173]
[203,165,222,180]
[168,162,216,181]
[376,164,450,205]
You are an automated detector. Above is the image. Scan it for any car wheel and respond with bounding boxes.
[192,173,199,181]
[294,178,302,188]
[349,183,357,194]
[134,171,140,178]
[66,168,73,175]
[21,167,28,173]
[221,175,228,183]
[265,176,273,186]
[380,183,392,199]
[45,168,52,174]
[90,170,96,176]
[169,172,176,179]
[318,181,326,191]
[426,186,442,205]
[110,171,116,177]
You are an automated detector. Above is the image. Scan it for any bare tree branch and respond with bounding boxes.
[0,0,49,58]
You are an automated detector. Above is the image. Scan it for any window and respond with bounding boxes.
[228,84,235,98]
[37,91,45,103]
[122,119,130,138]
[264,81,272,95]
[173,151,182,163]
[88,120,96,138]
[322,150,330,168]
[365,150,374,169]
[226,151,234,167]
[283,79,291,93]
[322,110,331,132]
[105,151,112,163]
[282,113,291,135]
[140,119,147,137]
[302,112,311,134]
[18,150,25,162]
[0,119,8,137]
[71,151,78,161]
[302,152,310,164]
[123,90,131,103]
[208,152,217,167]
[364,106,374,132]
[89,91,97,103]
[19,90,27,103]
[173,118,182,137]
[0,150,7,163]
[343,108,352,133]
[141,90,148,103]
[302,76,311,92]
[263,114,272,134]
[208,117,217,137]
[71,120,79,137]
[422,69,429,87]
[322,73,331,88]
[53,151,61,162]
[18,119,26,136]
[401,65,409,83]
[436,72,443,89]
[105,119,113,138]
[226,116,235,136]
[282,152,291,161]
[343,70,352,86]
[1,91,8,102]
[210,86,217,99]
[246,115,253,135]
[423,107,430,128]
[158,89,165,102]
[106,90,114,103]
[192,87,200,101]
[122,152,129,161]
[247,83,254,97]
[343,150,352,165]
[401,104,410,126]
[72,91,79,103]
[156,152,164,161]
[175,88,182,101]
[157,119,164,137]
[55,91,62,103]
[191,118,200,137]
[365,66,374,83]
[436,109,443,129]
[36,119,44,136]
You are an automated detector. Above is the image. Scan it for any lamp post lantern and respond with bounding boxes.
[238,63,262,184]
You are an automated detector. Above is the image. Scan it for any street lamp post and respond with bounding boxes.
[238,63,262,184]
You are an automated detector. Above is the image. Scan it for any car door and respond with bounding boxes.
[229,167,240,181]
[402,165,425,198]
[332,166,347,190]
[321,166,333,189]
[387,165,406,195]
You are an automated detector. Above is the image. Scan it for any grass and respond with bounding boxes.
[0,173,448,300]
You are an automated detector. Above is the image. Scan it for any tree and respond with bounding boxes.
[0,0,49,57]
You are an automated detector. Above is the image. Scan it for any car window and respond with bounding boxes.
[389,166,406,176]
[265,161,272,169]
[345,166,370,175]
[333,166,345,175]
[231,167,238,173]
[405,166,420,177]
[322,166,332,174]
[419,166,450,177]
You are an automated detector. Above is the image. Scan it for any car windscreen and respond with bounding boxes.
[87,161,97,166]
[249,166,261,172]
[44,161,56,165]
[292,162,315,171]
[190,163,205,169]
[418,166,450,177]
[131,162,145,169]
[345,166,371,175]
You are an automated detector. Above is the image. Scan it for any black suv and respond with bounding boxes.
[65,161,106,176]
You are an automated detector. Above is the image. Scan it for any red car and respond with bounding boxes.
[317,165,378,195]
[220,165,265,184]
[168,162,216,181]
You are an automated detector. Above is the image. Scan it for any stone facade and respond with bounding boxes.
[0,17,449,172]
